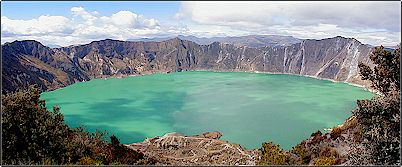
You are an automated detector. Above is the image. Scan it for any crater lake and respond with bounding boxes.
[41,71,374,150]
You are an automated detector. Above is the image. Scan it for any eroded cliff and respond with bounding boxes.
[2,36,374,94]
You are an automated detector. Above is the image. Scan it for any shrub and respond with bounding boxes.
[104,135,145,165]
[311,130,323,144]
[313,156,337,166]
[64,127,108,164]
[358,45,400,95]
[257,142,290,165]
[330,127,342,140]
[2,85,70,164]
[290,143,310,164]
[319,146,338,158]
[77,156,94,165]
[350,45,401,165]
[351,93,400,165]
[290,136,343,165]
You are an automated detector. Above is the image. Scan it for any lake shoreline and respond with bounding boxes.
[123,69,379,95]
[42,68,378,96]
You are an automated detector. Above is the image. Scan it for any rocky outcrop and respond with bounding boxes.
[126,132,257,165]
[2,36,374,94]
[194,131,222,140]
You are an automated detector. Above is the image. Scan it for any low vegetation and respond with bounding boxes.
[257,130,346,165]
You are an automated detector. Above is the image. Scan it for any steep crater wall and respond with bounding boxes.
[2,36,374,94]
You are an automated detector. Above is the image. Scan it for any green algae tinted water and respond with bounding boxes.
[41,71,374,150]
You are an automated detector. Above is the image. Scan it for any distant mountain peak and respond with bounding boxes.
[90,38,124,44]
[5,40,44,46]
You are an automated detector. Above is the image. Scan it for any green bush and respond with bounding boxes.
[2,85,70,164]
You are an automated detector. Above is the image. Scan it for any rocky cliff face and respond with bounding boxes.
[2,36,374,94]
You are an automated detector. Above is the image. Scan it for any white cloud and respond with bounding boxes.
[262,24,400,46]
[71,6,97,25]
[178,1,400,31]
[1,16,72,36]
[100,11,159,29]
[176,1,401,46]
[2,7,167,46]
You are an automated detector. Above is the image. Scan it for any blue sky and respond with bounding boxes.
[2,1,180,20]
[1,1,400,46]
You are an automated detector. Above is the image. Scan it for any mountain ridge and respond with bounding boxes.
[176,35,302,47]
[2,36,374,94]
[126,35,303,48]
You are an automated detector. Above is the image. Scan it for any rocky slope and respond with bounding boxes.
[126,132,257,165]
[2,36,374,94]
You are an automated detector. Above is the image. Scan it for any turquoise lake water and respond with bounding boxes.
[41,71,374,150]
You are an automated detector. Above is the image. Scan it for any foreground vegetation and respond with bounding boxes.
[1,46,400,165]
[258,45,400,165]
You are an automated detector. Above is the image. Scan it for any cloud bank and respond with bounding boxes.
[1,2,401,47]
[176,1,401,46]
